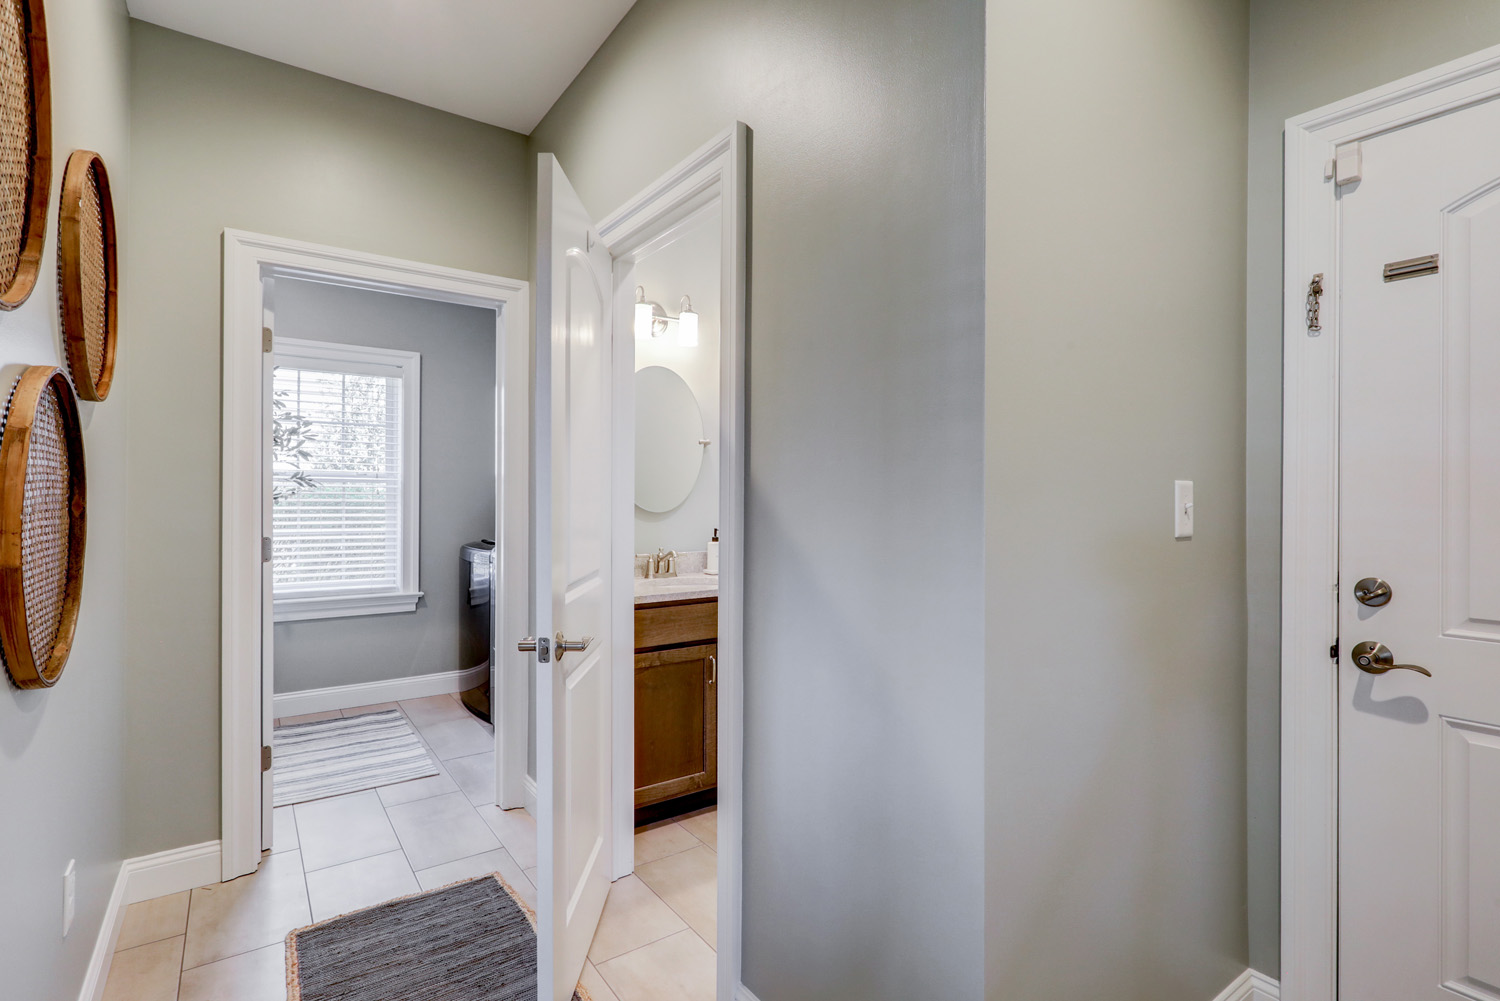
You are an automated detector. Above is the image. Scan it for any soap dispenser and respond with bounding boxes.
[706,528,719,575]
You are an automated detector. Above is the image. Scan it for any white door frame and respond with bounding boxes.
[597,123,747,1001]
[1280,43,1500,1001]
[220,230,531,880]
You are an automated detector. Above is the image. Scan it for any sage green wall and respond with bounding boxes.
[125,20,530,855]
[1244,0,1500,977]
[530,1,985,997]
[271,278,496,695]
[986,2,1250,999]
[0,1,132,998]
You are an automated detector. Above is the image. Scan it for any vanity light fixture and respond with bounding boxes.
[676,296,699,347]
[634,285,699,346]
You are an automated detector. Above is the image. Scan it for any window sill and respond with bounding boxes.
[274,591,423,622]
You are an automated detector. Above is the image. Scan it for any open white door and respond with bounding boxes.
[260,277,276,850]
[531,154,614,1001]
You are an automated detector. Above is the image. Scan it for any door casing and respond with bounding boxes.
[597,124,748,1001]
[1281,42,1500,1001]
[220,230,531,880]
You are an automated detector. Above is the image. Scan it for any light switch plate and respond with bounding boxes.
[1175,480,1194,540]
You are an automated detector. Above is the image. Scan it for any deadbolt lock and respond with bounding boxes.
[1353,577,1393,608]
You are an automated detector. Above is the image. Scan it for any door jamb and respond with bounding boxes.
[220,230,530,880]
[597,123,748,1001]
[1280,43,1500,1001]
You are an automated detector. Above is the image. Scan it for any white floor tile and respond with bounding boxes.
[476,804,537,869]
[178,943,286,1001]
[385,791,501,870]
[416,717,493,760]
[596,929,717,1001]
[636,845,717,944]
[678,810,717,851]
[398,694,468,727]
[633,823,700,866]
[116,891,189,951]
[293,790,401,871]
[587,875,687,964]
[102,936,183,1001]
[304,849,419,922]
[182,850,309,970]
[445,750,497,806]
[376,763,459,807]
[271,806,298,854]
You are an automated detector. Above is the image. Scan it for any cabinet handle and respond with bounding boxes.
[709,655,716,685]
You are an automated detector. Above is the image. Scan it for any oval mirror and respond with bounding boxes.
[635,365,704,513]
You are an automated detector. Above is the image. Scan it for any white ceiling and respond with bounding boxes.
[126,0,639,133]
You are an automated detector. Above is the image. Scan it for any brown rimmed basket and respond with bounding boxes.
[59,150,117,400]
[0,367,84,688]
[0,0,50,310]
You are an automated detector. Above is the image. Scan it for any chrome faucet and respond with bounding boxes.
[640,549,678,578]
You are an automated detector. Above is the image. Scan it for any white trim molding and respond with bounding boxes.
[1213,969,1281,1001]
[597,123,749,1001]
[222,229,531,881]
[733,987,763,1001]
[78,842,224,1001]
[1281,40,1500,1001]
[273,663,489,717]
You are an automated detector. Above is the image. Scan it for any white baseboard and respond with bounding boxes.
[273,664,488,717]
[1215,969,1281,1001]
[76,863,128,1001]
[78,840,224,1001]
[735,986,762,1001]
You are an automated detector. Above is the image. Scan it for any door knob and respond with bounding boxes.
[554,633,592,662]
[1353,577,1393,607]
[1350,641,1431,677]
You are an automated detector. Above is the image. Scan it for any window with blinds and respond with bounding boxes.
[271,338,421,620]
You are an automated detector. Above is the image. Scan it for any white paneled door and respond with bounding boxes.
[531,154,614,1001]
[1338,96,1500,1000]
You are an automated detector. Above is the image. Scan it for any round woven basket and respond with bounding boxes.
[60,150,117,401]
[0,0,49,310]
[0,367,84,688]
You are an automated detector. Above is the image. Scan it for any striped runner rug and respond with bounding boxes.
[273,710,439,807]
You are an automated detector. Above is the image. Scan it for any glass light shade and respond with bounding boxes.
[677,308,699,346]
[635,301,655,341]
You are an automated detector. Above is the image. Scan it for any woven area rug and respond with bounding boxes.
[273,709,438,807]
[286,873,590,1001]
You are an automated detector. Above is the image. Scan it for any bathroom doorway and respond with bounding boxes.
[608,126,748,1001]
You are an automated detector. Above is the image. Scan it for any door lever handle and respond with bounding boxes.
[554,633,592,662]
[1351,641,1432,677]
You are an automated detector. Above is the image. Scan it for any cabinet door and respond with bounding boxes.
[634,642,718,807]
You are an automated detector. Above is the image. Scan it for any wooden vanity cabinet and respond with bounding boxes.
[634,597,717,808]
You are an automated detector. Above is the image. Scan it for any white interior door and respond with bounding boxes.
[532,154,614,1001]
[1338,96,1500,1000]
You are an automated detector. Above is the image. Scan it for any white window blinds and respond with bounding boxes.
[272,339,420,619]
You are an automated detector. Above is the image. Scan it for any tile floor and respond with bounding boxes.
[101,694,538,1001]
[583,807,719,1001]
[101,691,719,1001]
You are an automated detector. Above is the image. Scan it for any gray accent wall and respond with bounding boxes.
[1244,0,1500,977]
[530,1,986,997]
[986,2,1251,1000]
[271,278,496,694]
[125,21,530,857]
[0,1,132,999]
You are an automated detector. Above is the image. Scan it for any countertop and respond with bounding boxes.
[634,572,719,606]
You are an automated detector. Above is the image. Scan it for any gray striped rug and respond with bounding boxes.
[286,874,590,1001]
[273,709,439,807]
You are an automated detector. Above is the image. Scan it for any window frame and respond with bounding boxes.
[270,336,422,622]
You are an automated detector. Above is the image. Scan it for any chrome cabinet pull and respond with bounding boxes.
[708,654,716,685]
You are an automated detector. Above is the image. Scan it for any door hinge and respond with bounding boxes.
[1306,273,1324,336]
[262,537,272,563]
[263,327,273,353]
[261,745,272,772]
[1330,639,1339,661]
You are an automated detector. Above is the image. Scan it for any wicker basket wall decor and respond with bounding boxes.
[59,150,117,400]
[0,366,84,688]
[0,0,49,310]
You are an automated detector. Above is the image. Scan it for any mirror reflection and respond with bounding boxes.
[635,365,705,513]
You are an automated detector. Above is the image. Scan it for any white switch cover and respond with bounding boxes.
[62,859,75,937]
[1175,480,1194,540]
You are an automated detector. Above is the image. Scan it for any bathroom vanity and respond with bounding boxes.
[634,574,718,808]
